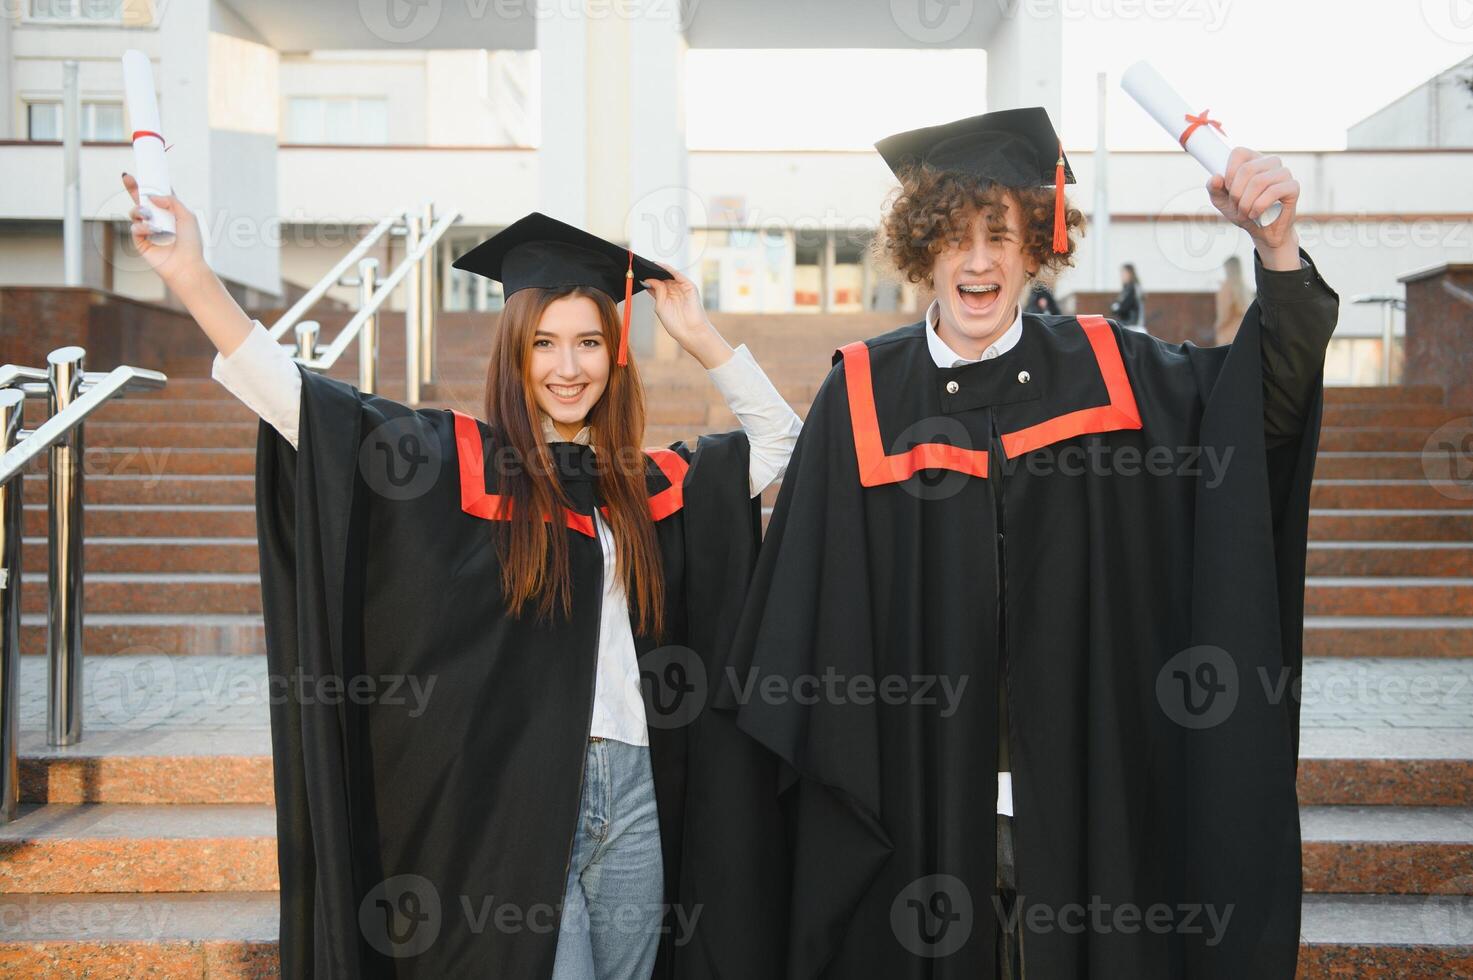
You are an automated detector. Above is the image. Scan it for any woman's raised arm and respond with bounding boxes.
[122,173,302,449]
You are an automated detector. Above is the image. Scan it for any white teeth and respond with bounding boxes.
[548,384,586,398]
[958,284,1000,294]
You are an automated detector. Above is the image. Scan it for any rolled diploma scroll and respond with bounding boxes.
[1120,60,1281,228]
[122,50,176,244]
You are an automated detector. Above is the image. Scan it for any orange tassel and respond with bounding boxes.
[1052,143,1068,254]
[617,249,634,366]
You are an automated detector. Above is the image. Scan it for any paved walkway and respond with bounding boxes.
[17,655,1473,761]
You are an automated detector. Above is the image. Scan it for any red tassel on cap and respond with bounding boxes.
[1052,142,1068,254]
[617,249,634,366]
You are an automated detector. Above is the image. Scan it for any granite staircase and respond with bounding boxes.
[0,311,1468,976]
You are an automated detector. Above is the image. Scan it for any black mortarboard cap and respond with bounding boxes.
[451,212,674,363]
[875,107,1075,252]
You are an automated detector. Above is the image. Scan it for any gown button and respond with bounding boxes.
[945,380,960,394]
[1017,370,1031,384]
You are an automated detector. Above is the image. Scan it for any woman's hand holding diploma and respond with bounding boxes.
[122,172,255,359]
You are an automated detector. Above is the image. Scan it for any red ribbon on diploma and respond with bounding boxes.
[1178,110,1224,148]
[131,129,173,152]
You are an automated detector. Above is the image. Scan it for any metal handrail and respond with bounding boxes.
[276,203,460,404]
[1351,294,1406,386]
[1442,278,1473,309]
[301,211,459,371]
[266,213,400,344]
[0,364,166,485]
[0,348,167,823]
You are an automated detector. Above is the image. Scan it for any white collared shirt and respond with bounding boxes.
[211,319,802,747]
[922,298,1022,818]
[924,298,1024,368]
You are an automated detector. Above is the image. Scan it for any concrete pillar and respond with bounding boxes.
[537,1,688,359]
[152,1,281,300]
[985,6,1062,120]
[0,7,13,139]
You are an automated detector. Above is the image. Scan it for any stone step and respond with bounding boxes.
[1299,758,1473,808]
[1301,806,1473,895]
[1298,894,1473,978]
[0,892,279,976]
[1308,510,1473,542]
[1314,452,1439,480]
[19,573,262,616]
[23,504,256,538]
[19,722,274,806]
[1310,481,1473,510]
[12,611,1469,660]
[18,614,266,656]
[1306,542,1473,578]
[0,803,278,894]
[1304,618,1473,658]
[0,801,1458,897]
[1304,577,1473,617]
[15,656,1469,807]
[1320,427,1472,452]
[22,475,255,507]
[22,446,257,478]
[23,398,258,425]
[19,736,1464,810]
[0,894,1463,978]
[21,536,261,575]
[1320,405,1471,428]
[82,422,260,449]
[1322,386,1447,405]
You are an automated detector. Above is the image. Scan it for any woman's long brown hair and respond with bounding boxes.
[483,285,666,638]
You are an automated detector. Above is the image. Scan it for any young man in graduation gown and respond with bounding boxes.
[727,108,1339,978]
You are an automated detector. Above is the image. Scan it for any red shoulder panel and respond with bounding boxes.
[839,340,990,487]
[998,315,1142,457]
[450,409,596,537]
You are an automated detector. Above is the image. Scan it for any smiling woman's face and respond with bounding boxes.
[929,192,1040,360]
[527,294,611,438]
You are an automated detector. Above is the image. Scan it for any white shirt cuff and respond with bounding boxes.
[705,343,803,497]
[211,319,303,450]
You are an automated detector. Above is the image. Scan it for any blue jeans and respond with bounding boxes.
[550,738,664,980]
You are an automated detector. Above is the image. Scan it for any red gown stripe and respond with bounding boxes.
[840,315,1143,486]
[840,340,990,486]
[451,410,687,532]
[643,447,689,521]
[998,315,1143,458]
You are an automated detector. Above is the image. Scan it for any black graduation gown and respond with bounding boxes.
[725,249,1339,978]
[255,366,787,979]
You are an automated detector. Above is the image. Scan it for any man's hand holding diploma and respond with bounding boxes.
[1207,147,1303,271]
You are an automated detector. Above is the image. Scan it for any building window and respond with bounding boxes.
[27,102,126,141]
[29,0,124,20]
[286,97,390,145]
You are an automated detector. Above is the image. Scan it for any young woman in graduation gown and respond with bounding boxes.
[122,177,796,980]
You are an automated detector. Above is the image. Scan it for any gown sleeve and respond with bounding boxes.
[211,318,304,450]
[703,343,803,497]
[1251,248,1340,449]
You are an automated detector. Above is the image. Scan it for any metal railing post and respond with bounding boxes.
[46,347,85,748]
[404,212,424,405]
[357,259,380,394]
[420,202,437,389]
[0,390,24,823]
[1381,302,1394,386]
[295,321,320,362]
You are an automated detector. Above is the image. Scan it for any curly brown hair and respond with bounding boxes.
[877,165,1087,287]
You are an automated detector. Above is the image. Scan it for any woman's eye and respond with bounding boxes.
[532,339,552,349]
[581,338,602,348]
